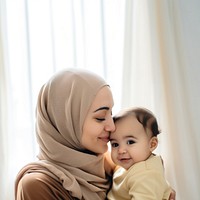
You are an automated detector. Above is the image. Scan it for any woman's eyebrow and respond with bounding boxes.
[94,106,109,112]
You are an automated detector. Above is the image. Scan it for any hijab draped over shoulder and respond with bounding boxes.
[15,69,112,199]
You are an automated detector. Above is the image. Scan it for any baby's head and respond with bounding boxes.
[110,107,161,170]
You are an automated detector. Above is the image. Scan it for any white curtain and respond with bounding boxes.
[122,1,200,200]
[0,1,125,199]
[1,0,200,199]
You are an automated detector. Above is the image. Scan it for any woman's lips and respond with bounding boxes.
[99,136,109,143]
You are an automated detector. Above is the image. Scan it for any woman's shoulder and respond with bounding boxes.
[15,165,76,200]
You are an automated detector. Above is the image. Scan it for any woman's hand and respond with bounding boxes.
[169,188,176,200]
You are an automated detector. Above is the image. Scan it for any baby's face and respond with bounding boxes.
[109,116,153,170]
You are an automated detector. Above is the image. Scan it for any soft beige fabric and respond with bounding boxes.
[107,155,171,200]
[15,69,112,200]
[15,166,75,200]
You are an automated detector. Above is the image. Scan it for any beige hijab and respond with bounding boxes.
[16,69,112,199]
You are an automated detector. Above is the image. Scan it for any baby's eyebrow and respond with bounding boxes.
[110,135,137,141]
[94,106,109,112]
[125,135,137,139]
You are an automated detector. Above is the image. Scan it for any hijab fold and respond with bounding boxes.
[15,69,112,199]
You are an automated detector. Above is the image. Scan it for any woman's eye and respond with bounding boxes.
[127,140,135,145]
[96,118,105,121]
[111,143,118,148]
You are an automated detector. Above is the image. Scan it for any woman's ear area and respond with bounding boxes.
[149,136,158,152]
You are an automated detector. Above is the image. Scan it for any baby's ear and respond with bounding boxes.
[149,137,158,152]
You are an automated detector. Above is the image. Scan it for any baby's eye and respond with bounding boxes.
[111,142,119,148]
[127,140,135,145]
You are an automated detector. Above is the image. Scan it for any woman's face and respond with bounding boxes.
[81,86,115,154]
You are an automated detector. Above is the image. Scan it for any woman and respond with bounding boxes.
[15,68,175,200]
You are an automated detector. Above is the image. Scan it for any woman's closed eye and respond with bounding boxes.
[96,118,105,121]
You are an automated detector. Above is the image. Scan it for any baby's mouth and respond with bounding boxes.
[119,157,131,162]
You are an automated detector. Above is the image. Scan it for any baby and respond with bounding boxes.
[107,107,172,200]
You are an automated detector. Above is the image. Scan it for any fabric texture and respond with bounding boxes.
[107,155,171,200]
[16,168,76,200]
[15,68,112,200]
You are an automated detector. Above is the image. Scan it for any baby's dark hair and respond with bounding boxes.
[113,107,161,137]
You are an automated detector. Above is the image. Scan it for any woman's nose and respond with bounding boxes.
[105,117,115,132]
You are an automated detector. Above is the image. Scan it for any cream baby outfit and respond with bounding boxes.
[107,155,171,200]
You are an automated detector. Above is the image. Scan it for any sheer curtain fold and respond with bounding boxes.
[122,0,156,108]
[122,1,200,199]
[0,18,8,200]
[153,1,200,198]
[0,1,124,199]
